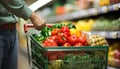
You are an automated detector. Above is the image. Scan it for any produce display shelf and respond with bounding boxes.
[45,3,120,22]
[90,31,120,39]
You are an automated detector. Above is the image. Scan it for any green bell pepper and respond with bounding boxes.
[34,34,45,41]
[41,26,51,37]
[67,23,76,29]
[52,23,66,29]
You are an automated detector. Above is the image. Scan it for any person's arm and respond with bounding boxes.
[0,0,32,20]
[0,0,45,30]
[30,12,46,30]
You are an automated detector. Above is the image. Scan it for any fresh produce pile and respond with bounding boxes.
[92,17,120,31]
[34,23,88,47]
[33,23,108,47]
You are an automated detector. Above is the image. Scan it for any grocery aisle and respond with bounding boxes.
[17,0,120,69]
[17,24,119,69]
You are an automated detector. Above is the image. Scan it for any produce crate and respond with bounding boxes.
[24,24,109,69]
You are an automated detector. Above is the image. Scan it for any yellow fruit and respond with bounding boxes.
[108,51,114,57]
[88,19,95,25]
[70,28,81,37]
[75,19,95,31]
[99,0,110,6]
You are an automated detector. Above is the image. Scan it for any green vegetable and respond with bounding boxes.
[34,33,45,44]
[67,23,76,29]
[52,23,65,29]
[34,34,44,41]
[41,26,52,37]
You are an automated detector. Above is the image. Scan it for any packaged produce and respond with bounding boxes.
[87,34,108,46]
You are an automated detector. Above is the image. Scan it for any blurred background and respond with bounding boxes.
[18,0,120,69]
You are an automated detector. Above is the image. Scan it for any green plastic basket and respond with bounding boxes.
[30,35,109,69]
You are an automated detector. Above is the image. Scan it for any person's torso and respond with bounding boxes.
[0,3,18,25]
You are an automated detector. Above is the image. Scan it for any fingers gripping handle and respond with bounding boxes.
[24,23,53,33]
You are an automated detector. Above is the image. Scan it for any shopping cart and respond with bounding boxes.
[24,24,109,69]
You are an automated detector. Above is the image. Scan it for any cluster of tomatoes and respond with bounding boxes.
[42,25,88,47]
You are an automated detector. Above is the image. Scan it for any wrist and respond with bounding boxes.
[30,12,36,20]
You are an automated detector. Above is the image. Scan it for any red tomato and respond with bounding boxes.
[78,37,86,44]
[57,36,67,45]
[42,42,47,46]
[74,42,83,47]
[78,33,87,44]
[60,26,70,37]
[48,35,58,42]
[46,38,55,43]
[42,42,51,47]
[60,26,70,33]
[42,38,58,47]
[51,41,58,47]
[63,43,71,47]
[68,34,78,45]
[63,32,70,37]
[51,28,60,36]
[57,33,68,45]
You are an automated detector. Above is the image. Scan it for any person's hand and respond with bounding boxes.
[30,12,46,30]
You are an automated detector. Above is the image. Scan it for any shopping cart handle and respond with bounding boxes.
[24,23,53,33]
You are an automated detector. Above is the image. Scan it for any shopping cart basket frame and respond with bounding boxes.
[24,23,109,69]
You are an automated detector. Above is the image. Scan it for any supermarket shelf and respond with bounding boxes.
[89,31,120,39]
[118,32,120,39]
[45,3,120,22]
[107,66,120,69]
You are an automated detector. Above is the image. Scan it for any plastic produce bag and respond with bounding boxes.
[87,33,108,46]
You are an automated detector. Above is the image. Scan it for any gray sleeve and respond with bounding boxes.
[0,0,32,20]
